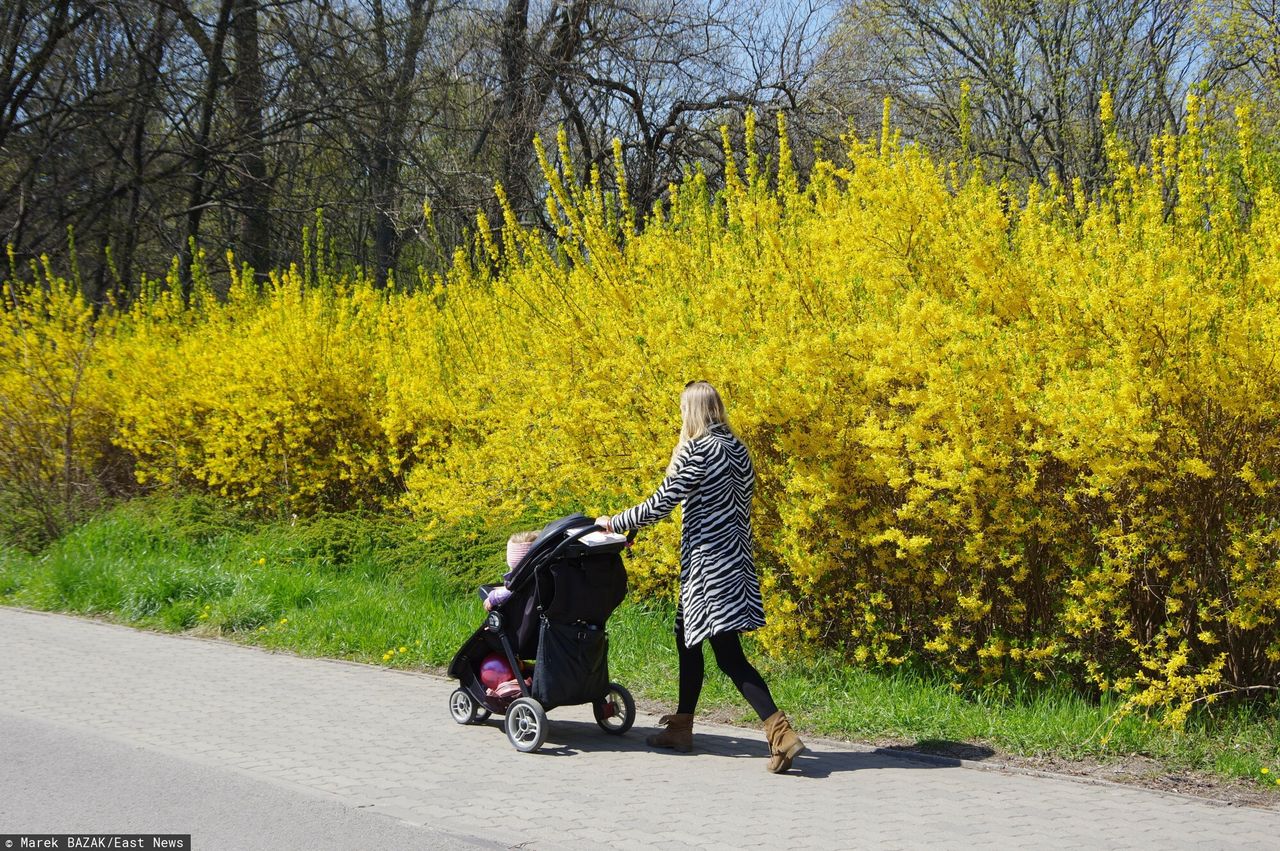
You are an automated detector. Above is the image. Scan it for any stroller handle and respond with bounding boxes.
[486,519,637,599]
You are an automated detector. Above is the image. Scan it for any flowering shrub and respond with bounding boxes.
[0,252,116,543]
[4,102,1279,722]
[106,258,395,513]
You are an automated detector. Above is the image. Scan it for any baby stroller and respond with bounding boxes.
[446,513,637,753]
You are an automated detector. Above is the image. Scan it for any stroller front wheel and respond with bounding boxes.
[505,697,548,753]
[449,688,480,725]
[593,682,636,735]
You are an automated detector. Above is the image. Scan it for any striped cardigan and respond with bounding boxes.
[610,423,765,647]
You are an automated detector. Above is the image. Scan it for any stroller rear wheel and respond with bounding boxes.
[504,697,548,752]
[593,682,636,735]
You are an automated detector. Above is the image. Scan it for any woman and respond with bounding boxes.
[597,381,805,773]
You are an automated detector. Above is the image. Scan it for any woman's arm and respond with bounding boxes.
[608,443,708,532]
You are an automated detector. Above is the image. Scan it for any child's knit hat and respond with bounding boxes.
[506,537,536,570]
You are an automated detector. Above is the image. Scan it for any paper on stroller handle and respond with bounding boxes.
[567,527,628,547]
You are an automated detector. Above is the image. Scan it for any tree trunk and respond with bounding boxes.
[179,0,232,300]
[371,0,434,289]
[231,0,270,279]
[117,8,169,301]
[484,0,589,221]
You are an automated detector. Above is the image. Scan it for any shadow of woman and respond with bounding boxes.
[785,743,995,779]
[485,717,996,780]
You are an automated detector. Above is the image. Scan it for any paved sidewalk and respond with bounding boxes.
[1,607,1276,850]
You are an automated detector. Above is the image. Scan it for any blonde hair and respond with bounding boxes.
[667,381,732,474]
[508,531,538,544]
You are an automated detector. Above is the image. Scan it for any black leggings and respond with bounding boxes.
[675,618,779,721]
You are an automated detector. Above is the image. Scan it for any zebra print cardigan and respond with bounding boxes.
[610,423,766,647]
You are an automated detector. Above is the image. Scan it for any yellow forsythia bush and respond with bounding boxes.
[3,102,1279,722]
[106,252,395,511]
[0,251,118,542]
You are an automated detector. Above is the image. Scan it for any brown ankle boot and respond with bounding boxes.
[646,713,694,752]
[763,711,805,773]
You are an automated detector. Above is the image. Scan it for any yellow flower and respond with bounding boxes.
[279,618,288,625]
[1263,767,1271,775]
[398,646,407,653]
[257,558,266,566]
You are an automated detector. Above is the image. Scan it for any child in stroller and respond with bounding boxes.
[446,513,638,753]
[473,531,539,703]
[481,530,538,612]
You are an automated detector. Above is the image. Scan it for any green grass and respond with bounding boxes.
[2,495,1277,793]
[0,495,487,666]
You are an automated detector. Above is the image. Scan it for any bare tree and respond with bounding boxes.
[1199,0,1280,124]
[466,0,590,221]
[0,0,99,153]
[466,0,843,220]
[0,0,845,295]
[823,0,1204,188]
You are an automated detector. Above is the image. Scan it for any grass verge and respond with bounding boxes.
[1,495,1276,798]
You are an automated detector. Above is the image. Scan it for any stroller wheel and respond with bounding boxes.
[449,688,480,725]
[593,682,636,735]
[504,697,548,753]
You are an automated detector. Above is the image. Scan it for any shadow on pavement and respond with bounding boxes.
[767,746,973,779]
[481,718,991,779]
[884,740,998,762]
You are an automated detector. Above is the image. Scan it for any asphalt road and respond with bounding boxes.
[0,712,498,851]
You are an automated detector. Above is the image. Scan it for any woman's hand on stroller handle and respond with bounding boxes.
[596,516,637,546]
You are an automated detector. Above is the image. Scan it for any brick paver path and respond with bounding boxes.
[2,607,1276,849]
